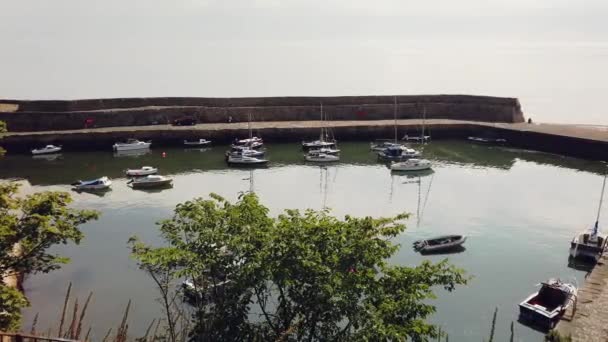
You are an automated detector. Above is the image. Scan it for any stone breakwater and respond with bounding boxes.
[2,120,607,161]
[555,253,608,341]
[0,95,524,132]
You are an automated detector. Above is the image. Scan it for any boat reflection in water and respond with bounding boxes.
[32,153,63,161]
[113,149,152,158]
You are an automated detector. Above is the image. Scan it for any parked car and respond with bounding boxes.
[172,116,197,126]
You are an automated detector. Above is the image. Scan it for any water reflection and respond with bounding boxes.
[32,153,63,161]
[1,141,605,187]
[10,141,603,342]
[420,245,467,256]
[72,188,113,197]
[113,149,152,158]
[567,256,595,273]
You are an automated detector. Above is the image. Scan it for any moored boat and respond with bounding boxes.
[128,175,173,188]
[125,166,158,177]
[226,146,266,158]
[518,279,577,329]
[390,158,432,172]
[71,177,112,191]
[302,140,336,150]
[309,147,340,155]
[31,145,62,155]
[413,235,466,253]
[184,139,211,146]
[370,140,405,152]
[569,172,607,262]
[113,139,151,151]
[377,145,420,161]
[302,103,337,150]
[227,155,268,166]
[305,151,339,162]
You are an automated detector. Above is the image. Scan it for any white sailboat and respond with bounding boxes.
[227,155,269,166]
[371,97,408,152]
[390,158,432,172]
[232,113,263,149]
[377,97,421,161]
[403,105,431,143]
[569,172,607,261]
[305,151,340,162]
[303,104,337,150]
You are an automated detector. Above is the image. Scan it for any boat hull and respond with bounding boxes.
[72,177,112,191]
[131,179,173,189]
[518,281,577,330]
[413,235,466,253]
[391,162,432,171]
[184,140,211,146]
[32,147,62,155]
[113,142,151,151]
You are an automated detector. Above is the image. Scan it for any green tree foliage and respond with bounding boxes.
[0,182,99,331]
[130,193,468,341]
[0,285,28,331]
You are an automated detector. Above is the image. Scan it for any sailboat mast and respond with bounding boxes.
[248,112,252,139]
[394,96,398,143]
[596,173,607,225]
[421,106,426,142]
[320,103,324,142]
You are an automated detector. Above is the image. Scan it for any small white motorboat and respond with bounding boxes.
[71,177,112,191]
[112,139,151,152]
[390,158,432,172]
[125,166,158,177]
[31,145,62,155]
[227,155,268,166]
[309,147,340,155]
[519,279,577,329]
[413,235,466,253]
[184,139,211,146]
[305,151,340,162]
[570,172,607,261]
[128,175,173,189]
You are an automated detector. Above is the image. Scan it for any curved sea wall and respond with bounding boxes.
[0,95,524,132]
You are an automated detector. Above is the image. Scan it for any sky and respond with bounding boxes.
[0,0,607,124]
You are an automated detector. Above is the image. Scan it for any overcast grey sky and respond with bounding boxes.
[1,0,607,123]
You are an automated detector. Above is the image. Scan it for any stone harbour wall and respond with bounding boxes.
[0,95,525,132]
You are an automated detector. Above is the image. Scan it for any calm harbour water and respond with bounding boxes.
[0,141,605,341]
